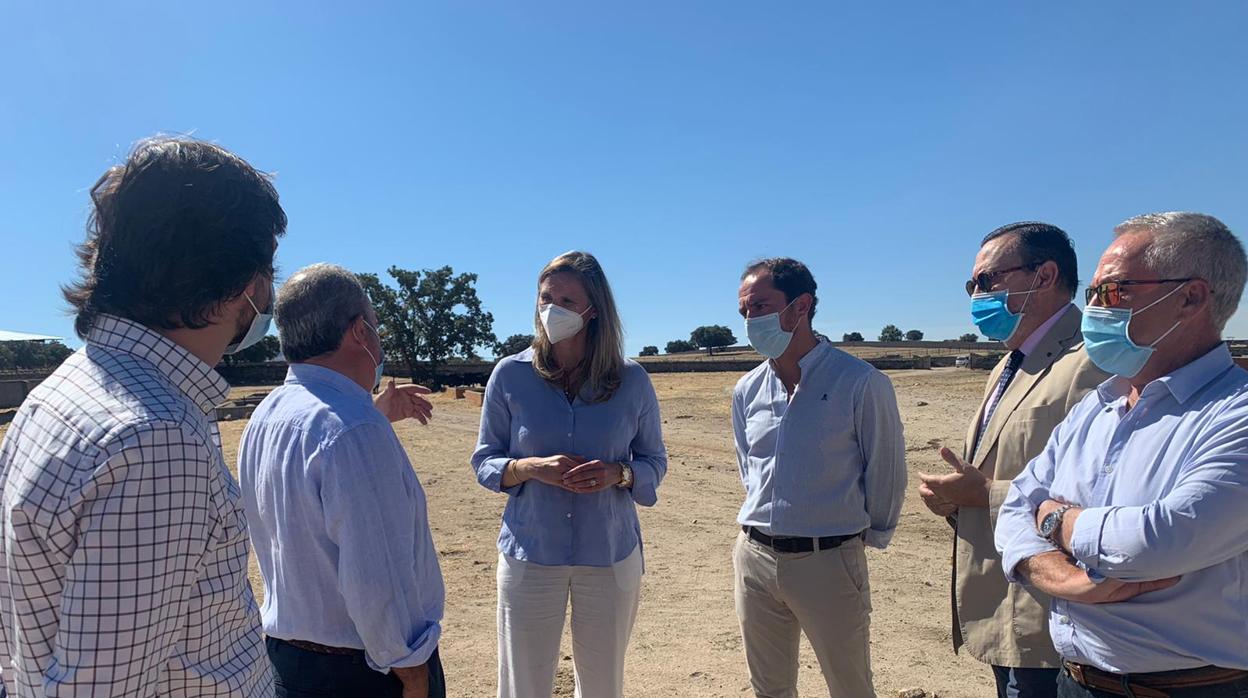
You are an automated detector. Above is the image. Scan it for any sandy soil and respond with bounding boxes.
[4,367,997,697]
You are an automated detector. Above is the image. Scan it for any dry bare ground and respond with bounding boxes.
[3,367,998,697]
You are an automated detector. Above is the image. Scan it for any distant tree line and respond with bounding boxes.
[0,341,74,371]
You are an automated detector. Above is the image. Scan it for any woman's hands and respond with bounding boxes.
[504,455,623,493]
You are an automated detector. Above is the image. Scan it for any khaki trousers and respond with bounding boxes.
[733,531,875,698]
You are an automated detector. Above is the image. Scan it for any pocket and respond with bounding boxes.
[612,546,643,593]
[497,553,527,588]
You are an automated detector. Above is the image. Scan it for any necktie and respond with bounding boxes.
[973,350,1025,458]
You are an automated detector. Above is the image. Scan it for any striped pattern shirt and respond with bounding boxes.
[0,315,271,696]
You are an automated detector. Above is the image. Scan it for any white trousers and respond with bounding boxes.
[496,547,642,698]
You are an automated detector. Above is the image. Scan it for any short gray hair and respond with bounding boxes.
[1114,212,1246,332]
[275,263,372,362]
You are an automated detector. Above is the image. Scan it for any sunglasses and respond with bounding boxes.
[1084,278,1194,308]
[965,265,1033,296]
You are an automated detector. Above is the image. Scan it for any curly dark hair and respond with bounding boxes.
[62,136,287,337]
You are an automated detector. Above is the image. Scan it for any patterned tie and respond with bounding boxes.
[973,349,1025,458]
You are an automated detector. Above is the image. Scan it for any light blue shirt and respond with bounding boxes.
[239,364,444,671]
[471,349,667,567]
[732,340,907,547]
[996,343,1248,673]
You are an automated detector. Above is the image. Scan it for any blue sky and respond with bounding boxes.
[4,3,1247,355]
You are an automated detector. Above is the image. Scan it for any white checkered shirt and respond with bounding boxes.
[0,315,272,697]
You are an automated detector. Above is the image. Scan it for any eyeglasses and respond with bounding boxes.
[1084,278,1194,308]
[965,265,1032,296]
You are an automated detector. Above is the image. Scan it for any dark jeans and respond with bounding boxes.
[267,637,446,698]
[1057,667,1248,698]
[993,665,1060,698]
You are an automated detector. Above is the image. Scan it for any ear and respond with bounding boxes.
[1035,260,1060,292]
[1178,279,1211,321]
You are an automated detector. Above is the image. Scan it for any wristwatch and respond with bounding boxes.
[617,463,633,489]
[1039,504,1074,547]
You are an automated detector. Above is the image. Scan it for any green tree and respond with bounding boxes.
[220,335,282,365]
[958,333,979,342]
[690,325,737,355]
[0,340,74,370]
[665,339,696,354]
[905,329,925,341]
[842,331,864,342]
[879,325,904,342]
[495,333,535,357]
[358,266,497,389]
[639,345,659,357]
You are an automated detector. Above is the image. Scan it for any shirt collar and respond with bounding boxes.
[514,347,535,363]
[1096,342,1235,406]
[286,363,372,402]
[86,314,230,414]
[1018,303,1075,357]
[768,337,830,375]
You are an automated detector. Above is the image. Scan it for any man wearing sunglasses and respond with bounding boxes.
[996,212,1248,696]
[919,221,1107,698]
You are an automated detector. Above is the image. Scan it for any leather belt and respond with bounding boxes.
[742,525,861,553]
[280,638,365,657]
[1064,661,1248,697]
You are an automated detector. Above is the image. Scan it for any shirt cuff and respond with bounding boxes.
[1070,506,1110,571]
[478,456,523,495]
[627,460,659,507]
[1002,536,1059,584]
[364,622,441,673]
[862,527,894,550]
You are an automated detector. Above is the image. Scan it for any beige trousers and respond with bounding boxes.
[733,531,875,698]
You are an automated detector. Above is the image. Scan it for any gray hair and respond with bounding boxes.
[1114,212,1246,332]
[275,263,372,362]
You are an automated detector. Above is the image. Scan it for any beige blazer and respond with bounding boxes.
[951,306,1108,667]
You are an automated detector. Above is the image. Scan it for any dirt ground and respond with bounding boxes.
[3,367,998,697]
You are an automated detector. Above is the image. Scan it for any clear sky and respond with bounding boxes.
[4,3,1247,356]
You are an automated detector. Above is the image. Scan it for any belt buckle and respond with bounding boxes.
[1066,662,1087,686]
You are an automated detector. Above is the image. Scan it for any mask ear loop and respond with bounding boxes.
[1013,269,1043,316]
[1132,282,1188,349]
[356,321,381,370]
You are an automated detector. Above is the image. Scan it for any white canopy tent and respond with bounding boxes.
[0,330,63,342]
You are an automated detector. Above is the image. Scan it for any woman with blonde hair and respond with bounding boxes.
[471,250,668,698]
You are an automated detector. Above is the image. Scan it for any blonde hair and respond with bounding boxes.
[531,251,624,403]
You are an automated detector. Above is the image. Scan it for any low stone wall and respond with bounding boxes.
[0,380,43,410]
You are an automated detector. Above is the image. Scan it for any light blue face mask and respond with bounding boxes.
[969,273,1038,342]
[1081,283,1186,378]
[360,320,385,389]
[746,298,800,359]
[223,285,274,355]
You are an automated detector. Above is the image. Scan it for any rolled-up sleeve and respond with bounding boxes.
[1070,413,1248,581]
[995,421,1063,582]
[471,364,522,495]
[856,371,907,549]
[322,423,441,671]
[625,372,667,507]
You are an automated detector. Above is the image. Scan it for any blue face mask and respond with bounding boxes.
[223,285,274,355]
[1081,283,1185,378]
[969,273,1038,342]
[746,298,800,359]
[360,320,385,389]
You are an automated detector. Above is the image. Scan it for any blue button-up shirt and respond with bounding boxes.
[471,349,667,567]
[733,340,907,547]
[239,364,444,671]
[996,343,1248,673]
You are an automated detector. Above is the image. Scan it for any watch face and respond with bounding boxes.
[1040,513,1058,537]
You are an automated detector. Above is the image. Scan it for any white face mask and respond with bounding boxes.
[539,303,591,344]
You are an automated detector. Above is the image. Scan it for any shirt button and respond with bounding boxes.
[566,513,573,519]
[567,433,573,437]
[1059,616,1071,625]
[1104,466,1114,474]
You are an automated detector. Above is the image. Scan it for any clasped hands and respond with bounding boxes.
[511,455,624,494]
